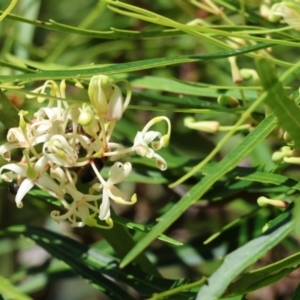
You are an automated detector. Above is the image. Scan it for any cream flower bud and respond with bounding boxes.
[272,146,294,163]
[257,196,288,208]
[106,85,123,121]
[184,117,220,133]
[240,69,260,85]
[284,156,300,164]
[217,95,240,108]
[283,131,293,142]
[88,75,110,116]
[78,105,99,136]
[272,151,285,163]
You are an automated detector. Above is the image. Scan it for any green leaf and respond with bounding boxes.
[0,89,19,128]
[113,216,182,246]
[196,209,293,299]
[226,251,300,296]
[95,220,160,277]
[2,226,135,300]
[228,167,300,191]
[0,43,272,83]
[203,208,260,245]
[0,10,183,40]
[1,226,190,299]
[130,76,257,101]
[27,188,180,246]
[256,58,300,149]
[120,114,277,268]
[0,275,32,300]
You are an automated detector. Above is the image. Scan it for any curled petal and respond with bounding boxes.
[99,190,111,220]
[108,162,132,185]
[108,185,136,205]
[107,185,125,203]
[0,163,27,178]
[153,153,167,171]
[86,216,114,229]
[7,128,25,143]
[15,178,34,208]
[1,171,13,182]
[51,204,75,223]
[0,143,24,161]
[142,131,161,144]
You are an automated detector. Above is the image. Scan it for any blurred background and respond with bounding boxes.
[0,0,299,299]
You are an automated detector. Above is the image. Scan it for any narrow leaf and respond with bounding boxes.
[0,43,272,83]
[0,276,32,300]
[226,252,300,295]
[0,89,19,128]
[3,226,134,300]
[120,114,277,268]
[256,58,300,149]
[196,210,293,299]
[1,226,189,299]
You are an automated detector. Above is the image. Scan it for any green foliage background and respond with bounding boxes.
[0,0,300,299]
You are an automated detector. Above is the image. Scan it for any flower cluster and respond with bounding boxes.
[268,1,300,30]
[0,76,171,228]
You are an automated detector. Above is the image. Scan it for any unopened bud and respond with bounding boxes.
[283,131,293,142]
[184,117,220,133]
[217,94,240,108]
[257,196,288,208]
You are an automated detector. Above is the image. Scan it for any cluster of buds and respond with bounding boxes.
[272,145,300,164]
[0,76,171,228]
[184,97,250,135]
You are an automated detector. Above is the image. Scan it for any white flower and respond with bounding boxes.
[0,157,62,208]
[0,76,171,229]
[50,184,112,228]
[43,135,78,167]
[132,116,171,171]
[91,161,137,220]
[269,2,300,30]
